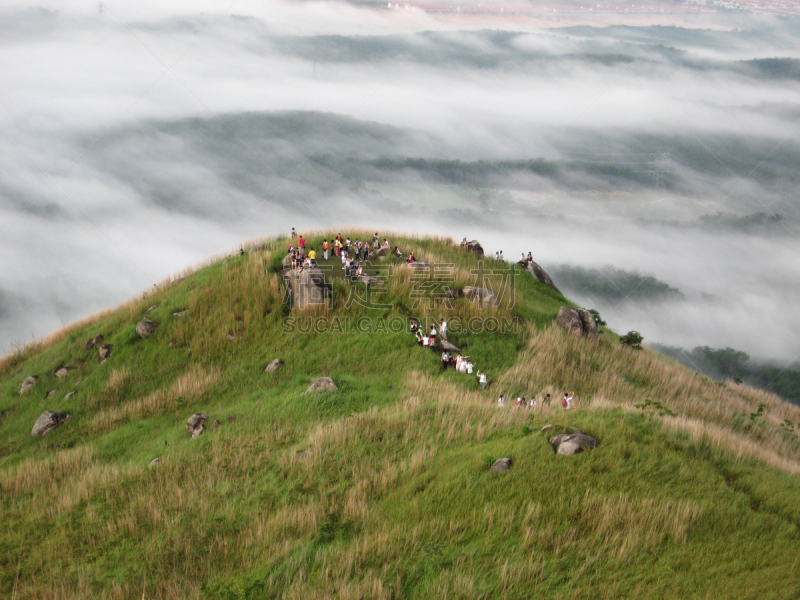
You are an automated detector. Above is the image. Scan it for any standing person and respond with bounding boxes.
[562,393,570,409]
[430,322,438,338]
[440,318,448,341]
[345,237,352,253]
[291,227,297,238]
[298,235,306,251]
[495,251,500,260]
[466,361,474,375]
[307,247,317,266]
[566,391,574,410]
[527,252,533,262]
[355,240,362,260]
[498,393,505,407]
[480,371,488,389]
[499,250,504,260]
[323,239,329,260]
[373,232,380,246]
[530,397,536,409]
[441,351,451,370]
[364,242,370,261]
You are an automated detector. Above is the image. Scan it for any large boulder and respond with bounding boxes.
[490,457,512,473]
[282,253,294,268]
[549,432,599,456]
[524,260,561,294]
[281,266,329,310]
[18,375,38,395]
[186,413,210,438]
[265,359,284,372]
[85,334,104,350]
[438,340,461,353]
[31,411,70,437]
[354,275,383,287]
[462,286,499,308]
[136,318,160,338]
[556,307,598,342]
[465,240,484,258]
[54,365,73,378]
[374,246,392,257]
[304,377,338,393]
[399,259,429,272]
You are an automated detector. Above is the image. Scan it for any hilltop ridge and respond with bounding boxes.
[2,230,800,599]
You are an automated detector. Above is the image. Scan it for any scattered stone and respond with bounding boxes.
[490,457,512,473]
[54,366,73,378]
[462,286,499,308]
[265,359,284,372]
[186,413,210,438]
[226,333,242,341]
[47,389,59,399]
[31,411,70,437]
[99,344,113,361]
[524,260,561,294]
[85,334,104,350]
[355,275,383,287]
[465,240,484,259]
[149,457,161,467]
[304,377,338,393]
[555,307,598,342]
[549,431,599,456]
[168,341,176,347]
[172,310,189,317]
[281,267,329,310]
[144,305,157,314]
[282,253,294,268]
[210,420,221,430]
[438,340,461,353]
[399,259,430,271]
[227,415,237,423]
[64,392,76,400]
[136,318,160,338]
[541,424,554,433]
[18,375,38,395]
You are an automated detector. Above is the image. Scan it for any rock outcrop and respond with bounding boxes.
[490,457,512,473]
[556,307,598,342]
[86,334,104,350]
[549,432,599,456]
[524,260,561,294]
[465,240,484,258]
[18,375,38,395]
[282,253,294,268]
[304,377,338,393]
[99,344,113,361]
[463,286,499,308]
[374,246,392,257]
[54,366,73,378]
[31,411,70,437]
[265,359,284,372]
[281,267,329,310]
[149,457,161,467]
[438,340,461,353]
[136,318,160,338]
[186,413,210,438]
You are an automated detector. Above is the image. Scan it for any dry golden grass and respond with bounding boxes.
[91,365,219,432]
[104,366,130,393]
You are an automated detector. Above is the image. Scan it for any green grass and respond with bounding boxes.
[1,231,800,599]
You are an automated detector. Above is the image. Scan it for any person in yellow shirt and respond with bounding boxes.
[307,247,317,266]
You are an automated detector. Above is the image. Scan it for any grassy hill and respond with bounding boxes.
[2,230,800,600]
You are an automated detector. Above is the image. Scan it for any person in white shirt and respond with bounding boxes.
[422,335,429,347]
[440,319,448,341]
[466,362,474,375]
[495,251,500,260]
[498,394,505,407]
[479,372,487,389]
[499,250,504,260]
[566,391,574,409]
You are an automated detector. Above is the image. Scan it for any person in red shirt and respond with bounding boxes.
[298,235,306,250]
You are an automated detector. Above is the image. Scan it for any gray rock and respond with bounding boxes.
[144,305,157,314]
[549,431,599,456]
[399,259,430,271]
[490,457,512,473]
[226,333,239,341]
[54,366,73,378]
[191,425,205,439]
[374,246,392,257]
[64,392,76,400]
[555,307,598,342]
[186,413,210,436]
[281,266,329,310]
[541,424,554,433]
[465,240,484,259]
[18,375,38,395]
[524,260,561,294]
[98,344,113,361]
[210,420,221,430]
[172,310,189,317]
[265,359,284,372]
[85,334,104,350]
[355,275,382,287]
[304,377,338,393]
[438,340,461,353]
[136,318,160,338]
[282,253,294,268]
[462,286,499,308]
[227,415,237,423]
[149,457,161,467]
[31,411,70,437]
[47,389,59,399]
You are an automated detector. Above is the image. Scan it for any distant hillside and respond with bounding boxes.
[2,231,800,599]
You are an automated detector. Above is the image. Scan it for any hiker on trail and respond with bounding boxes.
[466,361,474,375]
[364,242,370,261]
[566,391,574,409]
[287,243,294,254]
[298,235,306,251]
[530,397,536,409]
[323,240,329,260]
[430,323,438,338]
[479,371,488,389]
[543,393,551,406]
[238,247,245,256]
[422,334,430,348]
[335,235,343,257]
[441,351,451,370]
[494,251,499,260]
[410,320,419,334]
[499,250,504,260]
[341,252,348,269]
[498,393,505,407]
[355,240,362,260]
[345,237,352,253]
[416,329,424,345]
[440,319,448,341]
[307,247,317,266]
[291,228,297,238]
[373,232,380,246]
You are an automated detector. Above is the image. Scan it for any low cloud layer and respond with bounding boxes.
[1,1,799,363]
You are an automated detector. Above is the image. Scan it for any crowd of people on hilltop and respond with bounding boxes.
[496,391,574,409]
[287,229,421,273]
